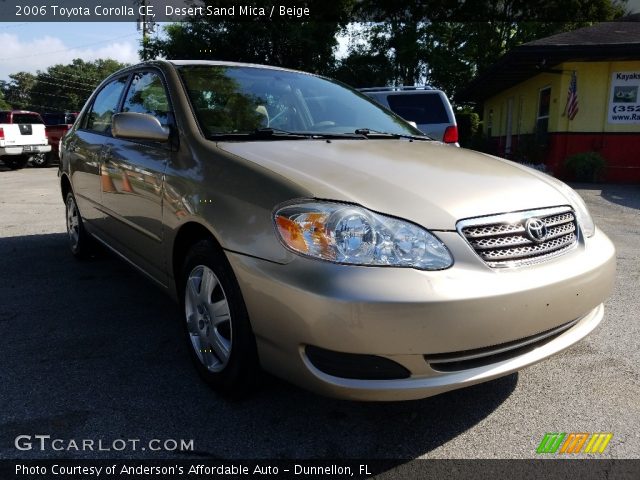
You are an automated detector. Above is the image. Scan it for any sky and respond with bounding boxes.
[0,22,141,81]
[0,20,352,82]
[0,0,638,82]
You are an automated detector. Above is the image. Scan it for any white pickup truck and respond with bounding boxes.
[0,110,51,170]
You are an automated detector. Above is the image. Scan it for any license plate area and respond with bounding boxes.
[22,146,33,152]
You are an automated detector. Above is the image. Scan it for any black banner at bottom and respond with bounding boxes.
[2,459,639,480]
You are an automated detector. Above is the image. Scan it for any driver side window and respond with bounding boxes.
[84,77,127,134]
[122,71,172,127]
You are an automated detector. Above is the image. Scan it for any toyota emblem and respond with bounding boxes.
[525,217,548,242]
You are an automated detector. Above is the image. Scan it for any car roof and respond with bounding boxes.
[0,110,40,114]
[360,87,446,95]
[133,59,311,76]
[360,86,434,91]
[104,60,322,87]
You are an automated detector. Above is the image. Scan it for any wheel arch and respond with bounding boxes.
[171,221,224,287]
[60,173,72,202]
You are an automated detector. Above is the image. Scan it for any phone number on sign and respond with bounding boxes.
[612,105,640,113]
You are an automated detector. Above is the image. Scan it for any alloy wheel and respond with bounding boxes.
[66,195,80,250]
[184,265,233,372]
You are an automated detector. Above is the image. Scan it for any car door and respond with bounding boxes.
[68,76,128,227]
[100,69,174,285]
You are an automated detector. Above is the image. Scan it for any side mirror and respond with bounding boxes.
[112,112,169,142]
[407,121,418,129]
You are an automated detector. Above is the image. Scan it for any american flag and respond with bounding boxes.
[565,71,579,120]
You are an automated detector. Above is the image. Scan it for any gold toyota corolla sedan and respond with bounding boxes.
[59,60,616,401]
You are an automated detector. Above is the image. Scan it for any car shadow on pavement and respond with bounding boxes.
[0,232,516,463]
[600,184,640,210]
[570,181,640,210]
[0,163,57,172]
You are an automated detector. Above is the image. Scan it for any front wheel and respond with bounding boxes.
[180,240,259,398]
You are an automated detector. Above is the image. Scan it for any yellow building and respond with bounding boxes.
[463,20,640,182]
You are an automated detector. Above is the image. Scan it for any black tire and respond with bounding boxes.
[180,239,259,398]
[4,155,29,170]
[31,152,51,168]
[65,191,92,259]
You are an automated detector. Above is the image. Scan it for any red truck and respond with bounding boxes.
[33,112,78,167]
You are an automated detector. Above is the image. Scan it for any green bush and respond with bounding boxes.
[564,152,607,182]
[455,112,480,148]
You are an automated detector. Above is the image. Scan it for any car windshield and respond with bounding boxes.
[177,65,425,139]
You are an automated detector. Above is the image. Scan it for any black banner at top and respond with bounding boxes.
[0,0,635,22]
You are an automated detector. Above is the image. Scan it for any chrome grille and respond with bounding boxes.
[458,207,578,267]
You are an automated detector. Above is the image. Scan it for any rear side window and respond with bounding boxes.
[122,71,171,127]
[12,114,43,124]
[85,77,127,134]
[386,93,449,124]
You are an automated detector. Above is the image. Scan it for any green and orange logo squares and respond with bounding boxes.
[537,433,613,454]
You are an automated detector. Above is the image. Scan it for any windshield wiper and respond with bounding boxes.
[253,127,311,138]
[207,128,371,141]
[206,128,310,140]
[354,128,433,141]
[258,128,368,140]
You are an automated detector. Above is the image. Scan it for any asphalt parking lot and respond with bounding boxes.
[0,166,638,460]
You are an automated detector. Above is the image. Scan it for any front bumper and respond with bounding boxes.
[0,145,51,156]
[227,227,616,401]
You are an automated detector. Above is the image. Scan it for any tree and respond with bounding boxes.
[144,0,627,99]
[339,0,627,99]
[0,89,12,110]
[349,0,433,86]
[425,0,627,99]
[2,72,37,110]
[29,58,129,112]
[332,45,395,88]
[145,0,355,76]
[0,59,128,113]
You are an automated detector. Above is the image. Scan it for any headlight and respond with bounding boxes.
[554,182,595,237]
[274,201,453,270]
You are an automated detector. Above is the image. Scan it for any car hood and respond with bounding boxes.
[218,139,569,230]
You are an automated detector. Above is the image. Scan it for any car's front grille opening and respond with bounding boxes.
[459,207,578,267]
[425,318,579,373]
[305,345,410,380]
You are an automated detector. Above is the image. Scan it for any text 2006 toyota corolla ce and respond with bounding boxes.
[59,60,615,401]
